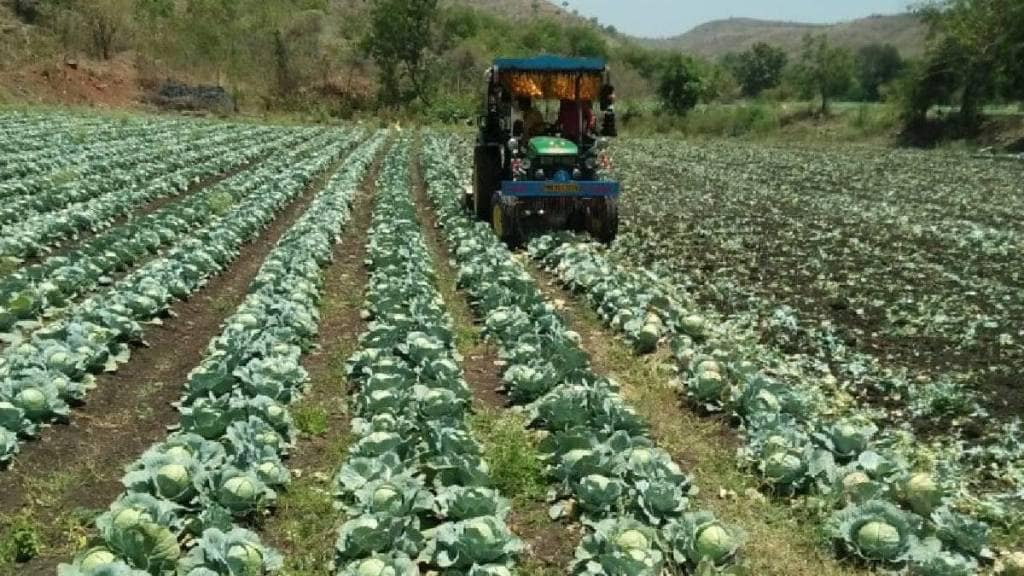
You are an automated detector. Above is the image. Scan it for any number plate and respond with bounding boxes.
[544,183,579,193]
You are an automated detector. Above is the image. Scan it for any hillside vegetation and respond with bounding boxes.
[646,14,927,58]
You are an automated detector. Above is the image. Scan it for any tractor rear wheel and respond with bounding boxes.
[473,146,500,221]
[588,196,619,244]
[491,193,521,248]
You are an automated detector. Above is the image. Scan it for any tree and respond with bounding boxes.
[855,44,904,101]
[913,0,1024,129]
[729,42,787,97]
[657,54,702,115]
[564,24,608,58]
[364,0,438,106]
[795,34,854,114]
[72,0,134,59]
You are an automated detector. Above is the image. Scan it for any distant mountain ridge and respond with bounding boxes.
[637,13,928,58]
[454,3,927,59]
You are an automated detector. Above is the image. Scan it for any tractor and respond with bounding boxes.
[469,55,619,246]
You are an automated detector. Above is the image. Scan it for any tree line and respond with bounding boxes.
[10,0,1022,137]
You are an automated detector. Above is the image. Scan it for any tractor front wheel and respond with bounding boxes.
[491,194,521,248]
[588,196,619,244]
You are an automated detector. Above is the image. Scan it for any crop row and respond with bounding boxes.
[0,123,243,220]
[0,115,165,182]
[0,111,143,157]
[330,139,522,576]
[0,129,307,340]
[56,130,385,576]
[423,134,742,576]
[0,129,364,466]
[527,234,1019,574]
[0,125,293,261]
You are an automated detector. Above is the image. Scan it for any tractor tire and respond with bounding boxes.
[491,193,521,248]
[473,146,500,221]
[589,196,619,244]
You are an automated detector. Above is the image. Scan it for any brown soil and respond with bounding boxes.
[508,501,583,574]
[259,143,385,571]
[0,159,341,576]
[0,55,141,109]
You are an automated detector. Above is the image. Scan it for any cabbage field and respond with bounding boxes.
[0,110,1020,576]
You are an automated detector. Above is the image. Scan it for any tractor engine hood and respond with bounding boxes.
[527,136,578,157]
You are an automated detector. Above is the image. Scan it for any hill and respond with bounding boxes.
[644,13,928,59]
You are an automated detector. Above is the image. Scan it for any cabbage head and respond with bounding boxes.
[95,505,180,573]
[11,381,69,423]
[56,550,151,576]
[214,468,276,515]
[337,553,419,576]
[900,472,944,517]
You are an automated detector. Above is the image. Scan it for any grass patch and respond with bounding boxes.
[0,257,20,277]
[293,405,330,437]
[469,408,546,504]
[271,481,339,576]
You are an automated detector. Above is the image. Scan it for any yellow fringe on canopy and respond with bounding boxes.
[501,71,601,101]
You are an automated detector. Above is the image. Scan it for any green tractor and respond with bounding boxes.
[469,55,620,246]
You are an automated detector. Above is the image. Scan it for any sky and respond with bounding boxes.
[559,0,914,38]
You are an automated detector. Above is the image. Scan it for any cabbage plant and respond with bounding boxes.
[211,467,276,515]
[430,516,522,571]
[335,514,423,561]
[828,500,919,563]
[663,511,742,569]
[908,537,978,576]
[571,518,663,576]
[95,503,181,573]
[434,486,510,521]
[177,527,282,576]
[0,425,16,464]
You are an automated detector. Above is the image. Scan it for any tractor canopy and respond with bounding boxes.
[527,136,578,156]
[493,55,606,101]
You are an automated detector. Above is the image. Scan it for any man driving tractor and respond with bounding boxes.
[471,55,620,246]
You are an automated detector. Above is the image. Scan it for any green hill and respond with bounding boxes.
[644,13,927,58]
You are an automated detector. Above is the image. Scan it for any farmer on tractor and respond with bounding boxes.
[470,55,620,246]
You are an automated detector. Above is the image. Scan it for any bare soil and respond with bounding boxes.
[0,160,341,576]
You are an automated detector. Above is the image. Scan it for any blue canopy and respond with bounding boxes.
[493,55,606,73]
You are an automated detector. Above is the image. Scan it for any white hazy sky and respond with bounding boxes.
[560,0,914,38]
